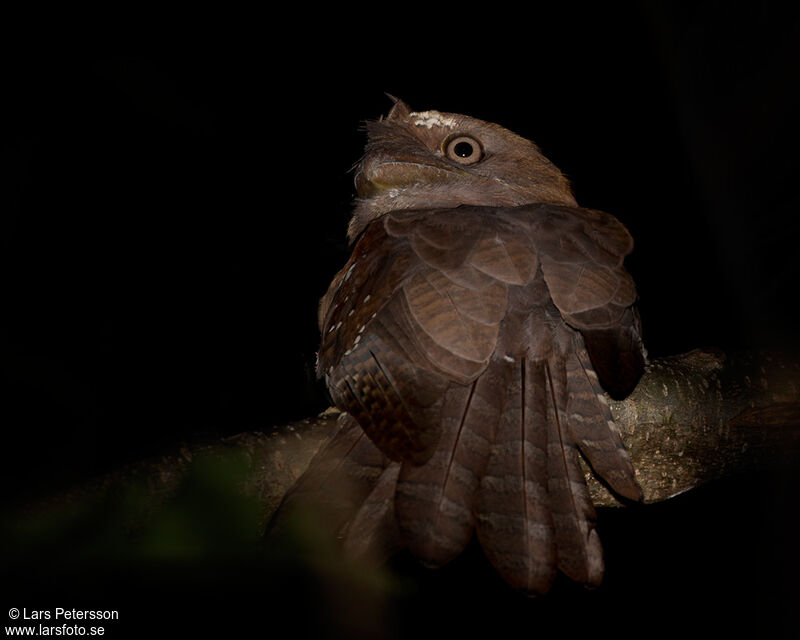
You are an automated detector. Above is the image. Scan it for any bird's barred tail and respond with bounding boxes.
[274,337,641,593]
[390,358,511,567]
[474,335,641,593]
[384,333,641,594]
[474,357,559,593]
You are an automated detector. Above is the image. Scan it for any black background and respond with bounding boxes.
[4,3,800,637]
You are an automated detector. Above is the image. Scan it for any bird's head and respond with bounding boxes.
[349,97,577,240]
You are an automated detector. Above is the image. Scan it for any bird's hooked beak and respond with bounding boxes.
[355,159,457,198]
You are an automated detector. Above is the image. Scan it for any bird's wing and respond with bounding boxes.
[317,206,539,464]
[530,204,646,398]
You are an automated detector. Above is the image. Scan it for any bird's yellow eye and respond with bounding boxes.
[444,135,483,165]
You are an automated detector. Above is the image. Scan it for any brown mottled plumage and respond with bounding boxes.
[279,98,645,595]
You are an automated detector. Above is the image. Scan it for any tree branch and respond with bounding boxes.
[22,349,800,528]
[594,348,800,505]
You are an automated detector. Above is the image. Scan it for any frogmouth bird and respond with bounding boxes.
[281,97,645,595]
